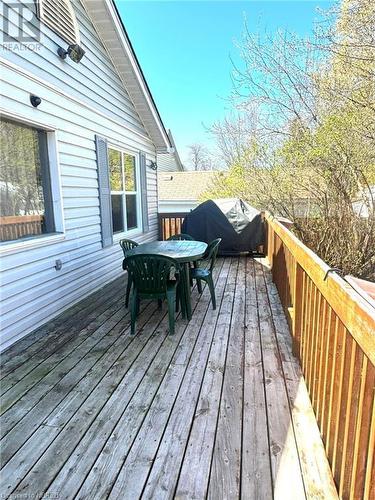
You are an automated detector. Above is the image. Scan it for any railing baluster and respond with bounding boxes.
[304,277,313,382]
[355,360,375,500]
[332,331,351,479]
[307,284,318,388]
[301,275,308,367]
[292,262,303,356]
[364,397,375,500]
[327,319,346,465]
[312,291,323,409]
[321,306,334,438]
[339,340,363,497]
[316,298,328,424]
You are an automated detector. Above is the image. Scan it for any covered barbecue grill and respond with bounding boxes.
[181,198,265,256]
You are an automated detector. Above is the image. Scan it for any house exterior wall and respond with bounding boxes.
[158,200,197,214]
[0,0,159,350]
[157,152,183,172]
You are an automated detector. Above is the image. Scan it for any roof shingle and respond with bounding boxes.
[158,171,217,201]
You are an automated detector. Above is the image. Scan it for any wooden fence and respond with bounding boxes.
[265,214,375,499]
[0,215,44,242]
[158,212,188,240]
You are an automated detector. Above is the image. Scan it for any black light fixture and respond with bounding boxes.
[30,95,42,108]
[57,43,85,63]
[147,160,157,170]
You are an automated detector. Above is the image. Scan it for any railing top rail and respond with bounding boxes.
[158,212,189,218]
[265,213,375,364]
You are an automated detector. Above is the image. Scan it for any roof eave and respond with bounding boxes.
[167,130,184,171]
[82,0,171,151]
[159,199,198,203]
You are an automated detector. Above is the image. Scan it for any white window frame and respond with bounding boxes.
[0,112,65,256]
[108,145,142,241]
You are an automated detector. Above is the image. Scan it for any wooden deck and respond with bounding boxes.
[0,257,337,499]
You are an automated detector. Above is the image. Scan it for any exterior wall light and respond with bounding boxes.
[147,160,157,170]
[57,44,85,63]
[30,95,42,107]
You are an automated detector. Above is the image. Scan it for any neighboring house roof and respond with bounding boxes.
[157,130,184,172]
[82,0,171,152]
[158,171,216,201]
[345,276,375,308]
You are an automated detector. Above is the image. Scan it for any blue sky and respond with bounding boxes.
[115,0,334,167]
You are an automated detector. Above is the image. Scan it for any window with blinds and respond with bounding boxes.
[37,0,79,45]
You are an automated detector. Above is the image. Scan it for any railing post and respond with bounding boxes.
[268,227,274,269]
[158,214,163,241]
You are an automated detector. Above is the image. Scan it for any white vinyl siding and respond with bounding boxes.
[0,0,159,350]
[157,152,183,172]
[1,0,145,132]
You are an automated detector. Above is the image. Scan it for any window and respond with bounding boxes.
[0,118,55,243]
[109,147,140,234]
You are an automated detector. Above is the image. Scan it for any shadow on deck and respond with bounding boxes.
[0,256,337,499]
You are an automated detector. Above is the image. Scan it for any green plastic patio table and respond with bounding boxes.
[124,240,208,321]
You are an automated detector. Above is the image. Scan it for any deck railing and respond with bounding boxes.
[158,212,188,240]
[265,213,375,499]
[0,215,44,242]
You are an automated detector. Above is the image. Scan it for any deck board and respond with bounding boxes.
[241,258,273,499]
[255,262,306,499]
[207,257,243,500]
[0,257,337,499]
[0,277,125,380]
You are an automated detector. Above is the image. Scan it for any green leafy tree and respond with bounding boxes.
[204,0,375,279]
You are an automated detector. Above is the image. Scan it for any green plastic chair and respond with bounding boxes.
[167,233,195,241]
[119,238,139,255]
[120,239,139,308]
[190,238,221,309]
[123,254,180,335]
